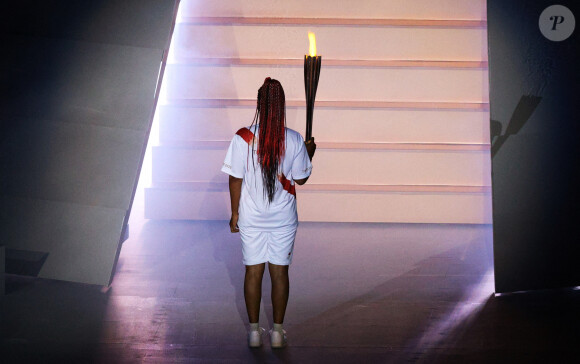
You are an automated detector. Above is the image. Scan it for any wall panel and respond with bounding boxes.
[0,0,179,285]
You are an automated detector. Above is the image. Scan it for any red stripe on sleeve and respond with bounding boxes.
[236,128,254,144]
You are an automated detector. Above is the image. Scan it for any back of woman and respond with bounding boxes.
[223,124,312,230]
[221,77,316,349]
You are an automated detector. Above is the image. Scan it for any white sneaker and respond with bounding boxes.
[269,329,287,348]
[248,327,265,347]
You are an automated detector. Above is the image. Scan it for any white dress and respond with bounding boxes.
[221,125,312,265]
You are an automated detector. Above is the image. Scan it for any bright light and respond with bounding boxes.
[308,32,317,57]
[412,268,495,355]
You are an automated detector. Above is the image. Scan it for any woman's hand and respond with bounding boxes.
[229,213,240,233]
[228,175,242,233]
[305,137,316,161]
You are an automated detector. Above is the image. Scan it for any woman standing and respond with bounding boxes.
[221,78,316,348]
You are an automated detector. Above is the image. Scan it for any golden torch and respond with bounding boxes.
[304,32,321,141]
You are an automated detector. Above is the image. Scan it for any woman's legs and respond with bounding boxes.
[244,263,266,323]
[244,262,289,325]
[268,263,289,324]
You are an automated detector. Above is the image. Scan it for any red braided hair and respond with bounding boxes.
[249,77,286,203]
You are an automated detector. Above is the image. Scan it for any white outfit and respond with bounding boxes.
[221,125,312,265]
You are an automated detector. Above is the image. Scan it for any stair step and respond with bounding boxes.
[180,0,487,20]
[158,105,490,145]
[162,99,489,110]
[163,64,489,102]
[151,146,492,186]
[180,17,486,27]
[144,187,492,223]
[151,181,491,194]
[159,140,490,151]
[173,23,487,61]
[169,57,488,69]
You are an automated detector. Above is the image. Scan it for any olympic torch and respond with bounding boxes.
[304,32,321,141]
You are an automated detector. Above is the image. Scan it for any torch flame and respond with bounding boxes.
[308,32,317,57]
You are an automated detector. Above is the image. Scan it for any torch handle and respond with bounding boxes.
[304,55,321,141]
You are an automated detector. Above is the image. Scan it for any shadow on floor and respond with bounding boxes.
[418,287,580,363]
[268,234,494,363]
[0,275,110,364]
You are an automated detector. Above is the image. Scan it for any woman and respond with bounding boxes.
[221,77,316,348]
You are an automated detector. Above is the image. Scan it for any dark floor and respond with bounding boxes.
[1,198,579,363]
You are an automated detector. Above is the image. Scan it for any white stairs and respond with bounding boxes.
[145,0,491,224]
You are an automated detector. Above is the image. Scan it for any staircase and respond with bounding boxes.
[145,0,491,224]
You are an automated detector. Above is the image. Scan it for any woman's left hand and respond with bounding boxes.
[305,137,316,161]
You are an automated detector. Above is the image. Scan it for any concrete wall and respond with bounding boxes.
[0,246,4,295]
[488,0,580,292]
[0,0,178,285]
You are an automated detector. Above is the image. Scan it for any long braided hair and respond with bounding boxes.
[249,77,286,203]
